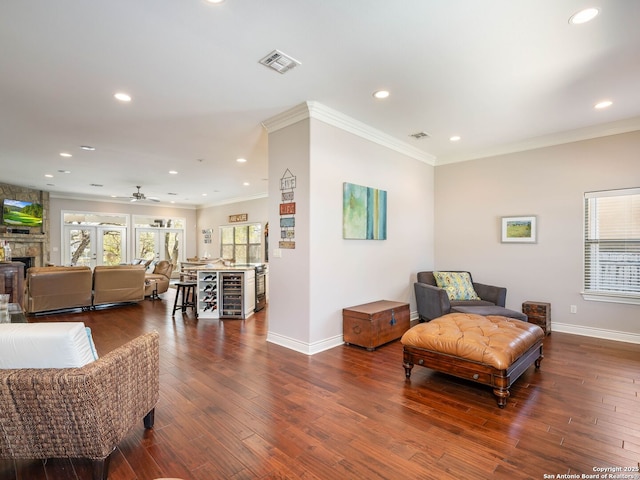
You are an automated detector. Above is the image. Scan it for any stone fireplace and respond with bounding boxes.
[0,182,50,268]
[12,256,35,276]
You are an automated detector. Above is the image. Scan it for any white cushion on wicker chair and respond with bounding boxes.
[0,322,98,369]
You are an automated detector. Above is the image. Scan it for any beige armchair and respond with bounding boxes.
[0,331,160,480]
[145,260,174,297]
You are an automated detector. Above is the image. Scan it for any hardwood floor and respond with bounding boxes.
[1,291,639,479]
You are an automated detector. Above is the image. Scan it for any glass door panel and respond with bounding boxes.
[136,228,184,271]
[66,227,94,267]
[136,230,158,262]
[99,227,126,265]
[64,226,127,268]
[162,231,181,268]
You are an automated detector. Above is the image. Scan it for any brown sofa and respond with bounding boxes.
[24,266,93,314]
[144,260,174,297]
[92,265,146,307]
[24,264,147,314]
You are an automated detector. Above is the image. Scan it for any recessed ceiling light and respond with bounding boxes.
[169,170,178,175]
[373,90,390,99]
[449,135,461,142]
[58,169,71,174]
[59,152,72,157]
[114,92,132,102]
[202,193,208,196]
[44,174,53,178]
[569,8,599,25]
[236,158,247,163]
[80,145,95,151]
[206,0,225,4]
[243,182,250,186]
[594,100,613,109]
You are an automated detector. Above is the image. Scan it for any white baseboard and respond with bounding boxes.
[552,322,640,345]
[268,310,422,355]
[266,332,344,355]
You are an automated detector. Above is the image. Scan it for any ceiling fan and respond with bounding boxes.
[130,186,160,203]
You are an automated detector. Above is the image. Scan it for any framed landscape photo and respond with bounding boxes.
[501,215,537,243]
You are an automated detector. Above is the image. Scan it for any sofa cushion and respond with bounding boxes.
[433,271,480,301]
[0,322,98,369]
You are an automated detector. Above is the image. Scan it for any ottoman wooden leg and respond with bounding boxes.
[493,387,510,408]
[403,350,414,378]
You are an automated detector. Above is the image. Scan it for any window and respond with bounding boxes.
[220,223,262,264]
[583,188,640,304]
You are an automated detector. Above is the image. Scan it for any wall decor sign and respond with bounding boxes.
[279,168,296,249]
[343,182,387,240]
[229,213,248,223]
[501,216,537,243]
[201,228,213,244]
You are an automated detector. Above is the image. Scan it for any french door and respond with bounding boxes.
[135,228,183,269]
[64,226,127,268]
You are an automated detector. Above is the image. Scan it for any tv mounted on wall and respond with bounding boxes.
[2,199,43,227]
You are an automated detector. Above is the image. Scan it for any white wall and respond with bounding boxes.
[309,120,434,346]
[196,197,268,260]
[434,130,640,342]
[267,119,312,350]
[49,197,197,265]
[267,112,435,354]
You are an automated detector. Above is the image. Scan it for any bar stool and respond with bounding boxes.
[172,281,197,317]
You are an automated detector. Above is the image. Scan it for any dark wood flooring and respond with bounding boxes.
[1,290,639,479]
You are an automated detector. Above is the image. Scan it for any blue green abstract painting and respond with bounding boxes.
[343,182,387,240]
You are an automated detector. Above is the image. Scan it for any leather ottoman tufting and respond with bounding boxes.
[401,312,544,407]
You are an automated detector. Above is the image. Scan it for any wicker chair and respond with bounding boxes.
[0,331,160,480]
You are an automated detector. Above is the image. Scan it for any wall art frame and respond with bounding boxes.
[343,182,387,240]
[501,215,537,243]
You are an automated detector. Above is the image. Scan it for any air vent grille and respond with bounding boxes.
[409,131,430,140]
[259,49,301,74]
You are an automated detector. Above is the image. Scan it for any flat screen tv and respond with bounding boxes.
[2,199,43,227]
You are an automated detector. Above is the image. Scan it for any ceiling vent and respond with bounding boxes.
[409,131,430,140]
[259,49,301,74]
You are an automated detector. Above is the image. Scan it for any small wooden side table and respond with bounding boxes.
[0,261,25,307]
[522,301,551,335]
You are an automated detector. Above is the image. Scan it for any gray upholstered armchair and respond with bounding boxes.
[414,271,506,322]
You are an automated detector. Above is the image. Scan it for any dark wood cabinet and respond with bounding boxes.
[343,300,410,351]
[0,262,25,307]
[523,301,551,335]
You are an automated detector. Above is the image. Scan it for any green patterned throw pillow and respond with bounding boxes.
[433,271,480,301]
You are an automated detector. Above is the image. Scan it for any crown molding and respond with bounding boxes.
[436,115,640,165]
[49,192,198,210]
[199,192,269,209]
[262,101,436,165]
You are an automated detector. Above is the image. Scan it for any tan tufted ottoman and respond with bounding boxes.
[401,312,544,407]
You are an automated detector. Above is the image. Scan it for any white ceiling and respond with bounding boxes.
[1,0,639,207]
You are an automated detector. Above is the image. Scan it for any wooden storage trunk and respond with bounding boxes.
[343,300,410,351]
[522,301,551,335]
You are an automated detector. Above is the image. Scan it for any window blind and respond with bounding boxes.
[584,188,640,301]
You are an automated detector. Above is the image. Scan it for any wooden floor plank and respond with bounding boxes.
[4,291,640,479]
